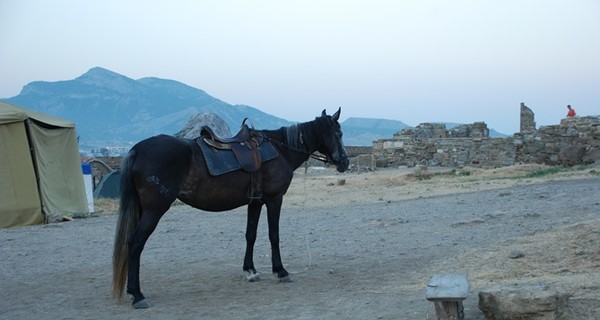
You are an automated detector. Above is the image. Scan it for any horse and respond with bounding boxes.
[112,108,350,308]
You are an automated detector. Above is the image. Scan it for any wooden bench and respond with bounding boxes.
[426,274,470,320]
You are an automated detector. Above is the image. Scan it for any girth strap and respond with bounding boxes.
[247,171,262,200]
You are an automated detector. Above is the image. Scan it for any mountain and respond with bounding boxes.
[5,67,292,146]
[3,67,508,148]
[340,117,410,146]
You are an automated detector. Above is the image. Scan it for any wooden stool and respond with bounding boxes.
[426,274,469,320]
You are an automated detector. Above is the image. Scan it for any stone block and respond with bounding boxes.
[583,147,600,163]
[558,145,586,165]
[383,140,404,149]
[478,285,570,320]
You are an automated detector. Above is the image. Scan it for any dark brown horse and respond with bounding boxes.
[112,108,349,308]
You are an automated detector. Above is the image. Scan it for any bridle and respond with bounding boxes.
[264,135,331,164]
[262,120,341,165]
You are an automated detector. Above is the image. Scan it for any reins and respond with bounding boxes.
[310,153,329,163]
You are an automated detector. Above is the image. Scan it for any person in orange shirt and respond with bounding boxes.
[566,105,576,118]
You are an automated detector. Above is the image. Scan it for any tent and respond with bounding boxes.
[0,101,88,227]
[93,171,121,199]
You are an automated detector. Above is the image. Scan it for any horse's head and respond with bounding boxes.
[316,108,350,173]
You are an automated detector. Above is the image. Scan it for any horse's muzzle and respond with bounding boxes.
[334,157,349,173]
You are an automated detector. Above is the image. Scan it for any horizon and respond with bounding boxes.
[3,66,526,136]
[2,1,599,134]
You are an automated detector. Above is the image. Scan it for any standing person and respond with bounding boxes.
[566,105,576,118]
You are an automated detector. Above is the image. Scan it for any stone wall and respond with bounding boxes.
[515,116,600,166]
[373,136,516,168]
[373,115,600,168]
[345,146,372,157]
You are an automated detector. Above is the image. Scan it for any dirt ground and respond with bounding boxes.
[1,163,600,320]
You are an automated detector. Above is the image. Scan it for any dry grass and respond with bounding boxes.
[89,163,600,215]
[424,220,600,320]
[285,162,600,209]
[429,220,600,287]
[92,198,119,216]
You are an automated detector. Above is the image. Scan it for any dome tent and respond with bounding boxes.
[0,101,88,227]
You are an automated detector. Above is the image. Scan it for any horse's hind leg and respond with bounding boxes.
[127,208,167,308]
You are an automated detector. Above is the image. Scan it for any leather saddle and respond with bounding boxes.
[199,120,264,173]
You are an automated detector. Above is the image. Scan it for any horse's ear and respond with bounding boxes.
[332,107,341,121]
[321,109,327,117]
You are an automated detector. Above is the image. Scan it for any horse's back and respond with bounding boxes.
[132,134,192,163]
[133,134,189,149]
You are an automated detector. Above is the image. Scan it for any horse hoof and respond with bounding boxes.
[278,275,294,283]
[133,299,151,309]
[246,271,261,282]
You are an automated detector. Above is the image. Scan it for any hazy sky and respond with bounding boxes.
[1,0,599,134]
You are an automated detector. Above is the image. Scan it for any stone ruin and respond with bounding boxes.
[520,102,536,133]
[372,103,600,168]
[175,112,232,139]
[515,115,600,166]
[397,122,489,139]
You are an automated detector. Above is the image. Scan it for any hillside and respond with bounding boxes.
[5,67,292,146]
[3,67,507,148]
[341,117,410,146]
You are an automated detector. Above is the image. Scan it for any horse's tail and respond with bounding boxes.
[112,149,140,300]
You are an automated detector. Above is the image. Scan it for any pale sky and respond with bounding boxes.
[1,0,599,134]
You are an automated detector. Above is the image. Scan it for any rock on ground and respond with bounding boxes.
[479,284,570,320]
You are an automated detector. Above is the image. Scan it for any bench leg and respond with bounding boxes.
[432,300,464,320]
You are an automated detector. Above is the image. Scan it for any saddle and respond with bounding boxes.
[201,123,252,144]
[200,120,264,173]
[198,120,279,199]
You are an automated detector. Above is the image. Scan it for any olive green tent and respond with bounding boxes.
[0,101,88,227]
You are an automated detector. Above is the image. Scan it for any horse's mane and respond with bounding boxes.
[285,124,304,151]
[283,116,332,153]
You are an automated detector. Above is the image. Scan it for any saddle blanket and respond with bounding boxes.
[197,138,279,176]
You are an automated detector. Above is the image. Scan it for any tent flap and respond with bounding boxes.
[28,120,88,219]
[0,121,44,227]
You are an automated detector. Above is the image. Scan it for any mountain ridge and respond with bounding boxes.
[6,67,293,146]
[3,67,507,147]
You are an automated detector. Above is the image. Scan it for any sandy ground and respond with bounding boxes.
[1,163,599,319]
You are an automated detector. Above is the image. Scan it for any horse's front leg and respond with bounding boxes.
[243,201,262,281]
[266,197,292,282]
